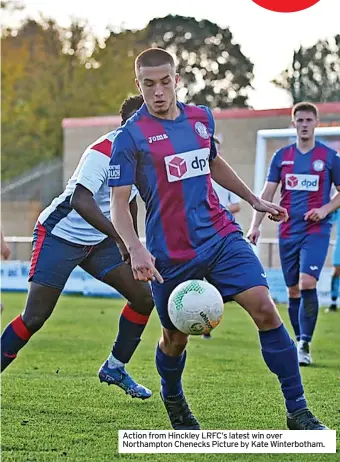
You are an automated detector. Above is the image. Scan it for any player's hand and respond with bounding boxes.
[1,243,11,260]
[304,206,328,222]
[130,245,164,284]
[252,198,288,222]
[246,226,261,246]
[117,240,130,264]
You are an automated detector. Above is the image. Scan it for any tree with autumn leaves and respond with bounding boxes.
[1,11,255,180]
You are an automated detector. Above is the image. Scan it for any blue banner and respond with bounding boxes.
[0,261,332,304]
[0,261,122,298]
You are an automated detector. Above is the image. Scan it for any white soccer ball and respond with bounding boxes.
[168,280,224,335]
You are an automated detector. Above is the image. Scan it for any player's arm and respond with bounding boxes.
[305,153,340,222]
[110,186,162,283]
[70,149,125,243]
[246,181,279,245]
[110,185,140,252]
[71,184,138,240]
[109,129,163,283]
[129,196,139,236]
[71,184,122,242]
[246,150,282,244]
[210,154,286,219]
[305,185,340,222]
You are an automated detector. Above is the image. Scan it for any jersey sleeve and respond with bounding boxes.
[200,105,217,161]
[267,151,282,183]
[108,128,137,187]
[76,150,109,195]
[331,152,340,186]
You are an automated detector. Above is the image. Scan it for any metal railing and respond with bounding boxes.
[3,236,336,267]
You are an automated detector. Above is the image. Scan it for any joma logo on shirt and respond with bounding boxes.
[164,148,210,183]
[285,174,319,191]
[148,134,169,144]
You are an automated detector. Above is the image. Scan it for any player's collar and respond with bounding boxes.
[140,102,185,124]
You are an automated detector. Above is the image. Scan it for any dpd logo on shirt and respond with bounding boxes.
[165,148,210,183]
[285,174,319,191]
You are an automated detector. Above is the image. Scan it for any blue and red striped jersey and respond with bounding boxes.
[108,102,240,264]
[267,141,340,238]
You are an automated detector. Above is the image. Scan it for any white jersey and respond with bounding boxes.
[38,131,138,245]
[211,180,240,208]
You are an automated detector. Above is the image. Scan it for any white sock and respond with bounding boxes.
[107,353,124,369]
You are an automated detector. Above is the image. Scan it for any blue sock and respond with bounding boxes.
[288,297,301,341]
[156,344,186,399]
[259,324,307,414]
[299,289,318,343]
[331,274,340,302]
[1,315,32,372]
[111,304,149,364]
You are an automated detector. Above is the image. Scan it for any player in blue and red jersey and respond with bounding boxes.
[248,102,340,366]
[109,48,328,430]
[1,96,154,400]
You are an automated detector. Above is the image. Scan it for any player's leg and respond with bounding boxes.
[279,238,301,341]
[298,233,330,365]
[80,238,153,399]
[207,232,327,430]
[151,264,205,429]
[1,283,62,372]
[1,225,83,372]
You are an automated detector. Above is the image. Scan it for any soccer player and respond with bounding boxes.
[328,210,340,312]
[1,95,154,400]
[109,48,328,430]
[248,102,340,366]
[203,177,241,339]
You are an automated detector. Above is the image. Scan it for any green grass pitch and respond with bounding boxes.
[1,292,339,461]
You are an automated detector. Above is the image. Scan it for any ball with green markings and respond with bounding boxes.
[168,280,224,335]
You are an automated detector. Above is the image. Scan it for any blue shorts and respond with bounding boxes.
[28,223,124,290]
[279,233,330,287]
[333,235,340,266]
[152,231,269,330]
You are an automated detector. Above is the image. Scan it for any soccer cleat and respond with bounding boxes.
[98,361,152,399]
[202,333,212,339]
[298,340,312,366]
[325,304,337,313]
[160,392,200,430]
[287,408,329,430]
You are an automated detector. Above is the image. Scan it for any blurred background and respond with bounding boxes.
[1,0,340,299]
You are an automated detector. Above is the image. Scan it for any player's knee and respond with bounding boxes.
[129,290,154,316]
[21,312,49,333]
[334,266,340,277]
[299,274,317,291]
[288,285,300,298]
[252,298,282,330]
[161,328,188,356]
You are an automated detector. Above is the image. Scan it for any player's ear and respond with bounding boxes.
[292,119,297,128]
[175,73,180,87]
[135,78,142,93]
